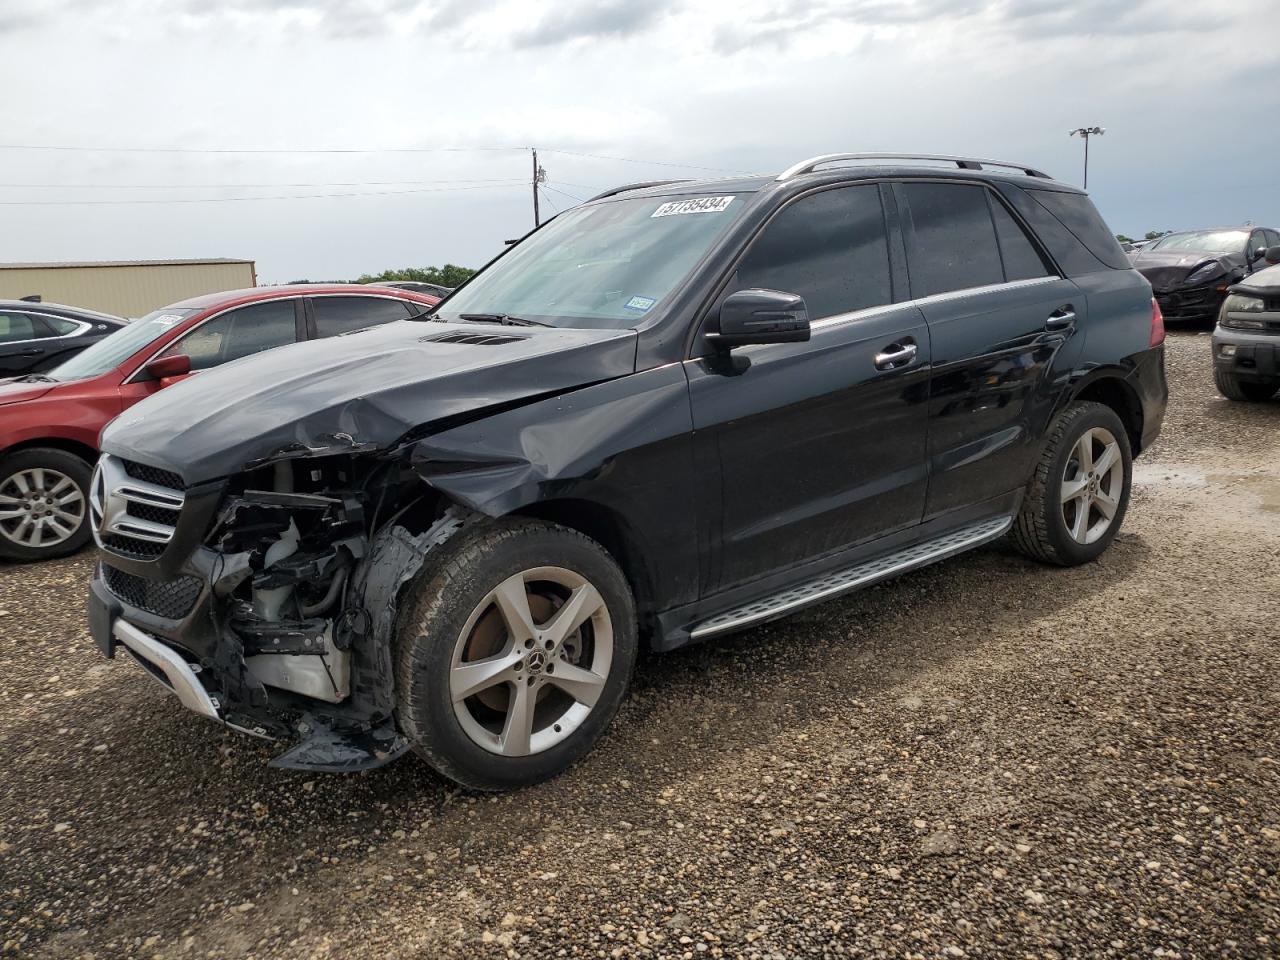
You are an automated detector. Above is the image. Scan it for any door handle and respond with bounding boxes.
[20,348,44,356]
[874,341,918,371]
[1045,307,1076,331]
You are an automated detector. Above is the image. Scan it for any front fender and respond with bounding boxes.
[410,363,700,611]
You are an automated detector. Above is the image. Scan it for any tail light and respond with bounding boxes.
[1149,296,1165,347]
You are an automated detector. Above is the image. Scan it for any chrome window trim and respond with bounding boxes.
[810,276,1060,331]
[0,310,94,347]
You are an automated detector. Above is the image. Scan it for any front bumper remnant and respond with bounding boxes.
[113,618,221,720]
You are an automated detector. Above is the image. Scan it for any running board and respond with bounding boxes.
[689,515,1013,640]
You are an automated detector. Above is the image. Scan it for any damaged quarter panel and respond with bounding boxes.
[99,320,639,483]
[411,362,699,615]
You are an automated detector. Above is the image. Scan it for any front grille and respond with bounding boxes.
[103,565,202,620]
[122,460,185,490]
[102,534,167,559]
[125,501,181,526]
[94,455,186,562]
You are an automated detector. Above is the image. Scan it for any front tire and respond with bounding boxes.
[0,448,93,562]
[393,518,637,791]
[1011,402,1132,567]
[1214,368,1277,402]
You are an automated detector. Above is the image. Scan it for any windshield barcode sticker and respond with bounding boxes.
[651,196,735,218]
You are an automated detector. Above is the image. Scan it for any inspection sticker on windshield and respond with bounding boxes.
[624,296,657,312]
[153,314,185,327]
[651,196,735,218]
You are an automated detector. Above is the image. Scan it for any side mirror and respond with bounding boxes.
[708,288,810,349]
[1250,246,1267,264]
[143,353,192,381]
[1266,245,1280,265]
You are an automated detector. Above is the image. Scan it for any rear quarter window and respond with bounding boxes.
[1025,188,1131,270]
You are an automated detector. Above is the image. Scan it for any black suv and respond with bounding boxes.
[87,153,1167,790]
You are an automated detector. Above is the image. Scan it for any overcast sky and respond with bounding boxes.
[1,0,1276,282]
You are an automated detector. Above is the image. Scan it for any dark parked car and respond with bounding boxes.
[1212,247,1280,401]
[0,301,126,376]
[375,280,453,299]
[1131,226,1279,324]
[0,285,437,563]
[88,153,1166,789]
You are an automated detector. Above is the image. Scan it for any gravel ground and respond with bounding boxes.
[2,330,1278,959]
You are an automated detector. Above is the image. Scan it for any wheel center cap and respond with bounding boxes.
[526,651,547,674]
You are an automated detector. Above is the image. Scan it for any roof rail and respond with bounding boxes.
[585,179,693,203]
[776,153,1052,182]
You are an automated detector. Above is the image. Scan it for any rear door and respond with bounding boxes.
[305,295,414,339]
[893,179,1083,518]
[686,182,931,593]
[0,311,55,373]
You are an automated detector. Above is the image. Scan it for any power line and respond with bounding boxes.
[0,182,525,206]
[542,183,585,203]
[0,178,527,190]
[540,148,755,175]
[0,143,529,155]
[0,140,754,174]
[538,187,562,215]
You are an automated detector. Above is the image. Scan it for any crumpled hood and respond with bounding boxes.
[100,320,638,484]
[0,379,56,405]
[1232,262,1280,297]
[1132,249,1243,291]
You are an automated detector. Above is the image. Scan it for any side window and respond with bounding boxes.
[1249,231,1267,259]
[311,296,411,338]
[732,184,891,320]
[898,182,1004,298]
[989,198,1054,281]
[1024,189,1131,270]
[162,300,298,371]
[1266,230,1279,247]
[0,312,51,343]
[43,315,84,336]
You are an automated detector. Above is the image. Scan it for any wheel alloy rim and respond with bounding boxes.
[450,565,613,757]
[1060,427,1123,545]
[0,467,86,549]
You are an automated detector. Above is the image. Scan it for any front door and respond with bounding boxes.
[686,182,931,594]
[892,179,1084,517]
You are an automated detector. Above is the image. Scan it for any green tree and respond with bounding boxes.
[356,264,476,287]
[1144,230,1172,241]
[1116,234,1134,244]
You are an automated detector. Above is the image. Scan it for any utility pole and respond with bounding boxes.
[531,148,546,227]
[1068,126,1105,189]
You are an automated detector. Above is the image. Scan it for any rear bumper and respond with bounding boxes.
[1212,326,1280,381]
[1129,344,1168,453]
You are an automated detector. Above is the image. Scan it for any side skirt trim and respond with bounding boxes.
[688,515,1013,640]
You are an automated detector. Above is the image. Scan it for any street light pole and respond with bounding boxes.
[1068,126,1105,189]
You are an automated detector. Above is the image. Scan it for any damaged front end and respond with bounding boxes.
[88,450,466,772]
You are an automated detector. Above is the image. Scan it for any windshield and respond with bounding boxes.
[49,307,199,381]
[438,193,748,328]
[1149,230,1248,255]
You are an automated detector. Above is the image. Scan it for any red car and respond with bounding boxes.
[0,284,437,562]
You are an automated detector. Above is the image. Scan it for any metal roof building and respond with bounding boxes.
[0,258,257,318]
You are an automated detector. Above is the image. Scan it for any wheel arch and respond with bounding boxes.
[508,497,658,640]
[1067,371,1144,454]
[1,436,100,467]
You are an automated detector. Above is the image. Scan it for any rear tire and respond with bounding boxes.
[1011,402,1132,567]
[393,518,637,791]
[1214,368,1277,402]
[0,448,94,562]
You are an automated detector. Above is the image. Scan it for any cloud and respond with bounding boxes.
[512,0,674,48]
